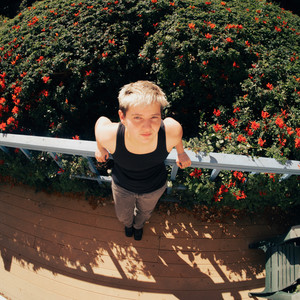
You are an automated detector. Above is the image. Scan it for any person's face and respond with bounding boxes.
[119,103,162,143]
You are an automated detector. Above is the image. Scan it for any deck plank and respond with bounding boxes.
[0,184,285,299]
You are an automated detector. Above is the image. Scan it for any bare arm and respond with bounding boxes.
[164,118,191,169]
[94,117,117,162]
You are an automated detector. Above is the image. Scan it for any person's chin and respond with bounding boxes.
[140,133,152,141]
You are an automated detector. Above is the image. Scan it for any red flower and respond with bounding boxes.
[286,127,294,135]
[233,107,240,113]
[296,128,300,137]
[85,70,92,76]
[7,117,15,125]
[57,168,65,174]
[269,173,275,182]
[278,136,286,147]
[41,90,49,97]
[72,135,80,140]
[205,33,212,39]
[228,118,238,128]
[214,184,228,202]
[188,23,195,29]
[233,171,246,183]
[295,138,300,149]
[274,26,282,32]
[233,61,239,68]
[275,117,285,128]
[233,190,246,200]
[179,80,186,86]
[151,0,157,3]
[226,37,233,43]
[37,56,44,62]
[42,76,50,83]
[14,86,22,95]
[225,134,232,141]
[258,137,266,147]
[247,129,253,136]
[12,106,19,114]
[213,124,223,132]
[250,121,260,130]
[28,16,39,26]
[237,134,246,143]
[261,110,270,119]
[189,168,202,178]
[213,109,221,117]
[0,122,6,131]
[259,191,267,197]
[266,83,273,90]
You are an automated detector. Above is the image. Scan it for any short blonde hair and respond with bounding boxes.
[118,81,169,114]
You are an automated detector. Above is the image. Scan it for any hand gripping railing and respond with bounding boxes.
[0,133,300,186]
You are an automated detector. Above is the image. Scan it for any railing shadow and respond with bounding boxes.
[0,185,285,299]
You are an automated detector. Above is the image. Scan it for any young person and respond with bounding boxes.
[95,81,191,240]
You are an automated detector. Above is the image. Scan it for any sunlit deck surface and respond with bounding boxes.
[0,184,286,300]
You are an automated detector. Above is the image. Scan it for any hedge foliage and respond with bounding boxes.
[0,0,299,211]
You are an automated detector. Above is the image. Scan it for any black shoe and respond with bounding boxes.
[125,226,133,237]
[134,228,143,241]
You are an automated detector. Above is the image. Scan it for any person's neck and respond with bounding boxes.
[125,130,158,154]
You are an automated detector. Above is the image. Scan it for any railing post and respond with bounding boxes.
[20,148,32,160]
[210,169,221,181]
[49,152,64,169]
[0,146,9,154]
[279,174,292,181]
[170,164,179,181]
[84,156,103,186]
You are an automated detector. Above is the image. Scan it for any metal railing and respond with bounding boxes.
[1,133,300,186]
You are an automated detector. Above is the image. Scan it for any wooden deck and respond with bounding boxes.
[0,184,286,300]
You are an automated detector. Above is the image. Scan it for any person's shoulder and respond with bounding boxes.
[95,117,119,148]
[163,117,182,137]
[163,118,183,151]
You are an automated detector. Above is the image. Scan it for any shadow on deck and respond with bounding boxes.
[0,184,286,300]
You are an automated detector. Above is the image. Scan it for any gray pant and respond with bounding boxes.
[111,180,167,230]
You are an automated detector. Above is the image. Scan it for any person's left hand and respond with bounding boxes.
[176,152,192,169]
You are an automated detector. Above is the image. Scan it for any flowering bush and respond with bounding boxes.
[140,0,300,161]
[0,0,173,137]
[173,167,300,212]
[0,0,299,212]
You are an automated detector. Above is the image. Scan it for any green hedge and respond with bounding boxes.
[0,0,299,212]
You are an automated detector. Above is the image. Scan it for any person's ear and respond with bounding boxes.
[118,109,125,124]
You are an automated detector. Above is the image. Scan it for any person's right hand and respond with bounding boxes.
[95,148,109,163]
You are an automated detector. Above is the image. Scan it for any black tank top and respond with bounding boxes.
[111,121,169,193]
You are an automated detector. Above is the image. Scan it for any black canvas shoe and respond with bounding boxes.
[125,226,133,237]
[134,228,143,241]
